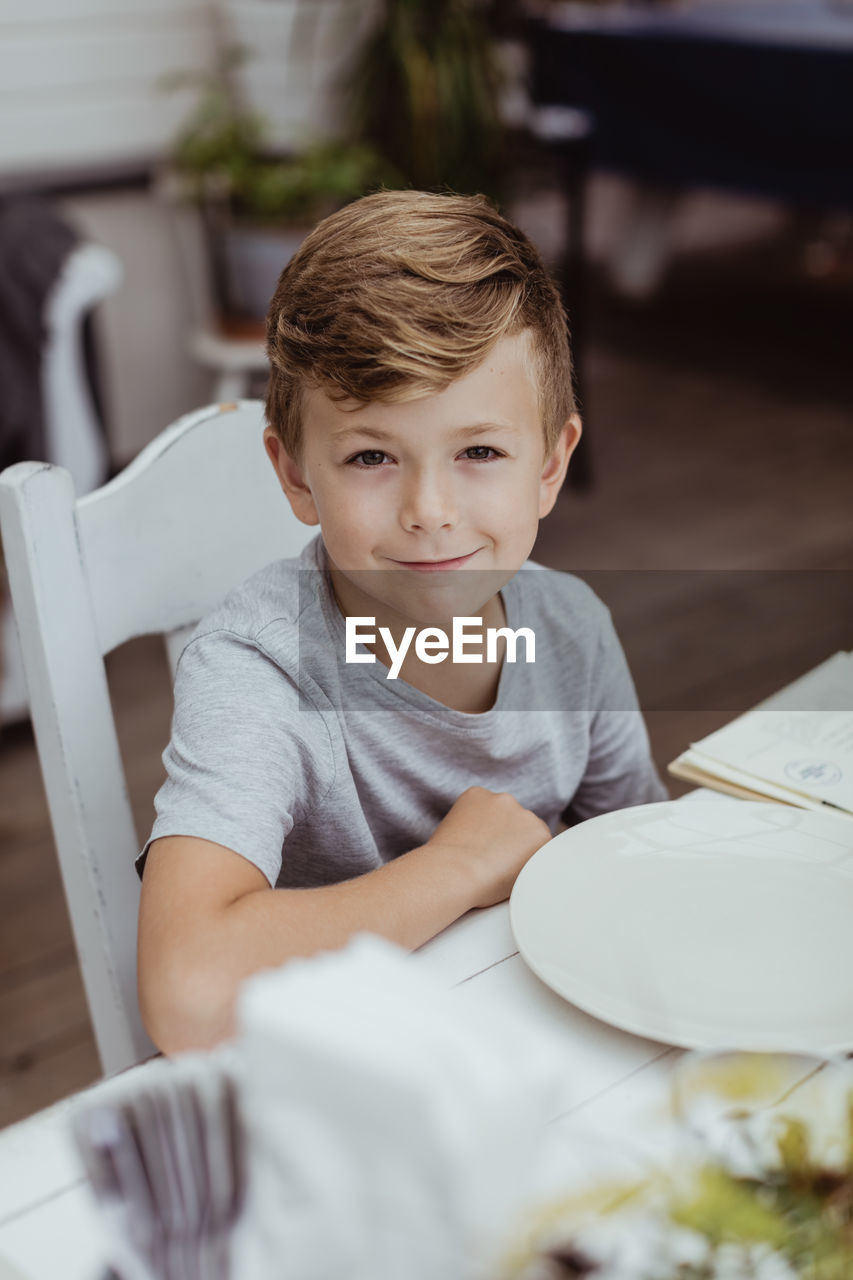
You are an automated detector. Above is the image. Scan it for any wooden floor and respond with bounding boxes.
[1,211,852,1130]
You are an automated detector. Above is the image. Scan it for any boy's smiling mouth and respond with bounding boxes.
[389,550,481,572]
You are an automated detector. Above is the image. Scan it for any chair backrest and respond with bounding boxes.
[42,241,121,495]
[0,401,315,1076]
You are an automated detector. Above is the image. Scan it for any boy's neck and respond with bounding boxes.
[328,569,508,714]
[377,592,507,714]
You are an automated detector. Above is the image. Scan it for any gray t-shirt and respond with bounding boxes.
[141,535,666,888]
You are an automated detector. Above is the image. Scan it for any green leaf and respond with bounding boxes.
[670,1167,791,1249]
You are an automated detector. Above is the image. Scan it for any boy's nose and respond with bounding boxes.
[398,468,457,534]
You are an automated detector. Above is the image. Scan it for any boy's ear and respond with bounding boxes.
[263,428,320,526]
[538,414,582,518]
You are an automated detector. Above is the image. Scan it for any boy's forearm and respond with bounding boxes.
[143,788,549,1054]
[159,840,477,1052]
[228,839,479,962]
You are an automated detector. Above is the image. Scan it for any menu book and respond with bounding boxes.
[668,650,853,821]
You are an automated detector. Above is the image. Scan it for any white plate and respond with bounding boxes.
[509,801,853,1053]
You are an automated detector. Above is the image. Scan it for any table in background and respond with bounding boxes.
[528,0,853,209]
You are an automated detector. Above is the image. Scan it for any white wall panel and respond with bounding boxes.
[220,0,382,147]
[0,94,204,173]
[0,28,211,95]
[0,0,205,26]
[0,2,215,177]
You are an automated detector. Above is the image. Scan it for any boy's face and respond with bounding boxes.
[264,331,580,629]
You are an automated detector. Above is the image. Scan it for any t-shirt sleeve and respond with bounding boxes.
[567,608,668,822]
[138,628,336,887]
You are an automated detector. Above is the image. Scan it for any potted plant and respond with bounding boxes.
[164,0,527,324]
[510,1054,853,1279]
[163,45,396,323]
[345,0,507,201]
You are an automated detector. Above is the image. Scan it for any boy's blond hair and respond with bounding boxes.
[265,190,575,460]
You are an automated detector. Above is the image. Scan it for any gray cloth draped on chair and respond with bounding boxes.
[0,197,78,472]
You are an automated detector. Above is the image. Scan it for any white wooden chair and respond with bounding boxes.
[1,240,122,724]
[0,401,315,1076]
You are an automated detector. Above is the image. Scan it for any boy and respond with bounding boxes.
[137,190,666,1054]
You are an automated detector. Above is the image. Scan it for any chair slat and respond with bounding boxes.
[0,462,151,1073]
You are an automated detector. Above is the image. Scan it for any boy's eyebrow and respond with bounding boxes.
[332,422,519,442]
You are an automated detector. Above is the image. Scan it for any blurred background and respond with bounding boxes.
[1,0,852,1124]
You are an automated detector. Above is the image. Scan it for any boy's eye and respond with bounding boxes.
[350,450,388,467]
[462,446,500,461]
[347,446,502,467]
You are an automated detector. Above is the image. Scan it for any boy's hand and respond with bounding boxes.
[427,786,552,909]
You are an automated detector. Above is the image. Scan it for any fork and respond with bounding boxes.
[72,1057,245,1280]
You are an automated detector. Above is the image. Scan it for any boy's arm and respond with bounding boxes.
[138,786,550,1055]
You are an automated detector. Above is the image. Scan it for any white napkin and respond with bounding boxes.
[229,934,565,1280]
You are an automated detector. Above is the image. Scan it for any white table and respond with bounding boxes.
[0,895,686,1280]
